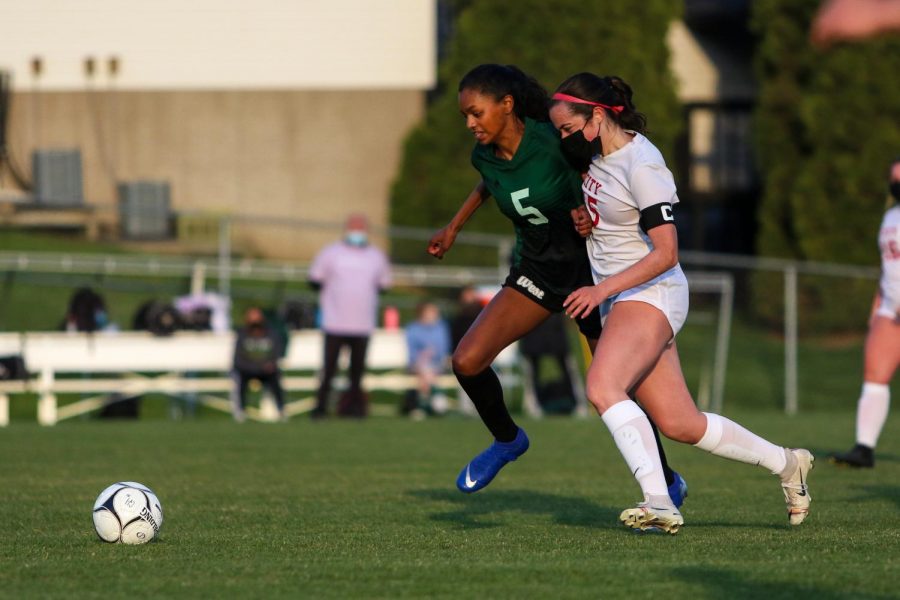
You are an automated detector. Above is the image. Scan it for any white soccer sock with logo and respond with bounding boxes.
[856,382,890,449]
[694,412,788,475]
[601,400,671,503]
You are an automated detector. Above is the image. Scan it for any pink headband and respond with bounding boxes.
[551,92,624,114]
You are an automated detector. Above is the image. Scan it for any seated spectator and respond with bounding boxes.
[403,302,451,417]
[64,287,113,333]
[64,288,136,418]
[174,292,231,332]
[231,306,286,422]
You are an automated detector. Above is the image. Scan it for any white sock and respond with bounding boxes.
[694,412,788,475]
[230,373,242,414]
[856,382,890,448]
[601,400,671,501]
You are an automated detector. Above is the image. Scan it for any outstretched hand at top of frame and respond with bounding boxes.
[811,0,900,47]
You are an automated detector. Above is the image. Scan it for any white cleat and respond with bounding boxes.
[619,501,683,535]
[781,448,814,525]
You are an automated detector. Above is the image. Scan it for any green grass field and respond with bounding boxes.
[3,231,898,598]
[2,411,899,599]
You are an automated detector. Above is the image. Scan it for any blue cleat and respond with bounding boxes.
[456,428,530,493]
[668,471,689,508]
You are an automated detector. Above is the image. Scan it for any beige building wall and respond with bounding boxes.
[0,0,436,91]
[667,20,755,103]
[6,89,424,259]
[0,0,435,259]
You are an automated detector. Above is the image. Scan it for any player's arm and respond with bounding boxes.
[564,212,678,318]
[427,181,491,259]
[308,247,329,290]
[811,0,900,47]
[601,218,677,296]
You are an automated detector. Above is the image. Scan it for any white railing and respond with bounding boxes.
[0,244,881,414]
[0,251,505,288]
[682,251,879,414]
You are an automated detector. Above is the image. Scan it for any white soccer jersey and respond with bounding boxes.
[582,132,680,280]
[879,204,900,306]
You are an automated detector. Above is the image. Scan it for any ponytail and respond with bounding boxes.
[551,73,647,134]
[889,156,900,207]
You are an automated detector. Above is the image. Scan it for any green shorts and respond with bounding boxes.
[503,264,602,339]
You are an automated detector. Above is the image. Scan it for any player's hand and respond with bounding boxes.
[563,284,607,320]
[427,226,457,260]
[571,206,592,238]
[810,0,885,47]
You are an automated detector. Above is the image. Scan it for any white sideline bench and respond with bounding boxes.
[0,330,519,425]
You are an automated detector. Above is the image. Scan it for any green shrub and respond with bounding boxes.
[751,0,900,332]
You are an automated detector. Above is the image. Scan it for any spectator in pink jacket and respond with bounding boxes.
[309,214,392,418]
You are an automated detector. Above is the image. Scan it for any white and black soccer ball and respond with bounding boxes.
[92,482,163,545]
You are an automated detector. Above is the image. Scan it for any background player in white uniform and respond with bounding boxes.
[832,158,900,468]
[549,72,814,534]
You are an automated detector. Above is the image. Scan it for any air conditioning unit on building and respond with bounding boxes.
[32,149,84,206]
[117,180,172,240]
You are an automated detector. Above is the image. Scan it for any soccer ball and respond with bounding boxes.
[92,481,163,545]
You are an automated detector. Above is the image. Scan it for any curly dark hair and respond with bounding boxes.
[458,64,550,122]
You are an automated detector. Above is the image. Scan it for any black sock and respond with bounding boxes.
[454,367,518,442]
[646,414,675,487]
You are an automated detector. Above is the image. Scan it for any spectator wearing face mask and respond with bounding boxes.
[308,214,393,418]
[232,306,286,422]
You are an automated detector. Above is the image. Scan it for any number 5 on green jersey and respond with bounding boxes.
[510,188,548,225]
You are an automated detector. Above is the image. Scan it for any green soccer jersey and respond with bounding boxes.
[471,118,590,296]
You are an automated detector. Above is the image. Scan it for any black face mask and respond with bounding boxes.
[890,181,900,202]
[559,127,602,172]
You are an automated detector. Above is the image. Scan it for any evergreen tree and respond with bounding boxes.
[390,0,682,266]
[752,0,900,331]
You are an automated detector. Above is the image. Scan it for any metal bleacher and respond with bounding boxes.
[0,329,519,425]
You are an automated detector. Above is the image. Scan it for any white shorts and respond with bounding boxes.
[875,294,899,319]
[598,265,689,337]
